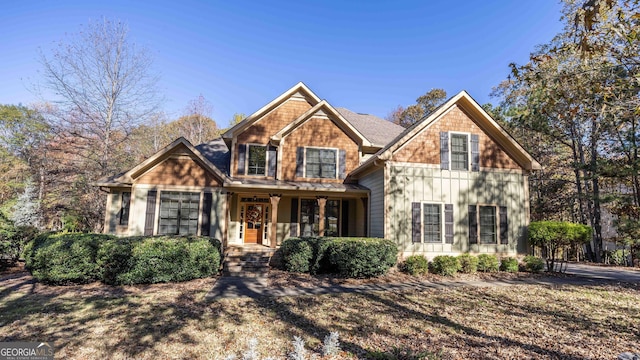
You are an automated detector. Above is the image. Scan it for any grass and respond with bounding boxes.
[1,269,639,359]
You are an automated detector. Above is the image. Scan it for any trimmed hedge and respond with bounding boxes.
[500,257,519,273]
[523,255,545,273]
[24,233,221,285]
[457,254,479,274]
[477,254,500,272]
[430,255,460,276]
[24,232,115,284]
[279,237,398,278]
[402,255,429,275]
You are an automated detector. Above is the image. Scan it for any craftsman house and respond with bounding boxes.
[97,82,540,258]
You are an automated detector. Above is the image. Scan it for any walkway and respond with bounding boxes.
[205,263,637,300]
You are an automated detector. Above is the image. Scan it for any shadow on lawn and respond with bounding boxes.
[2,271,638,359]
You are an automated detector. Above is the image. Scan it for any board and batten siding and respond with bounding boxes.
[358,168,385,238]
[387,163,528,258]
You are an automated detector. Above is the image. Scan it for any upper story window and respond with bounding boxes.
[450,134,469,170]
[247,145,267,176]
[440,132,479,171]
[306,148,337,179]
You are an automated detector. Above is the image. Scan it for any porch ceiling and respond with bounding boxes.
[224,178,369,194]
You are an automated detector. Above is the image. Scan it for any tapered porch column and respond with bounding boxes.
[269,194,281,248]
[317,196,328,236]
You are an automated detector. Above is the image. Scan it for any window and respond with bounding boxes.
[299,198,341,236]
[306,148,337,179]
[158,192,200,235]
[423,204,441,243]
[450,134,469,170]
[247,145,267,176]
[119,192,131,226]
[479,206,497,244]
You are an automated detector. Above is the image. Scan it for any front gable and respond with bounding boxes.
[135,145,222,187]
[393,104,522,170]
[104,137,226,188]
[351,91,540,178]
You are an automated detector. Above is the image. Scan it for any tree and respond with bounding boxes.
[37,19,162,231]
[529,221,592,272]
[11,179,41,228]
[39,18,161,177]
[389,89,447,128]
[164,95,218,145]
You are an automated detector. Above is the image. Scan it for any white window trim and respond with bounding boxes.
[420,201,445,244]
[303,146,339,179]
[449,131,471,171]
[245,143,269,177]
[475,203,500,245]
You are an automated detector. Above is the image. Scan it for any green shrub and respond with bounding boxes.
[430,255,460,276]
[100,236,220,285]
[457,254,478,274]
[24,232,115,284]
[500,257,519,272]
[609,249,629,266]
[403,255,429,275]
[328,238,397,278]
[280,238,314,273]
[523,255,545,273]
[477,254,500,272]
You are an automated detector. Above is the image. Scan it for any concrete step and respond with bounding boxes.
[221,270,268,278]
[223,264,269,273]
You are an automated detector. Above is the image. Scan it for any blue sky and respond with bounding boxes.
[1,0,564,126]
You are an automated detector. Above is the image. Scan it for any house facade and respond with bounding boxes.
[97,83,540,258]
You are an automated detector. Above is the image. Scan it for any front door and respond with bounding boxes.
[244,203,265,244]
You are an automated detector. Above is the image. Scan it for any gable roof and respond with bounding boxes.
[222,82,322,142]
[271,100,373,147]
[336,107,405,147]
[96,137,228,187]
[350,90,541,177]
[195,137,230,176]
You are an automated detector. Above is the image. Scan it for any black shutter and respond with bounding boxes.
[201,192,213,237]
[440,132,449,170]
[267,145,277,178]
[339,149,347,179]
[144,190,157,236]
[412,202,421,243]
[445,204,454,244]
[295,147,304,178]
[468,205,478,244]
[341,200,349,236]
[471,134,480,172]
[237,144,246,175]
[499,206,508,244]
[290,197,299,237]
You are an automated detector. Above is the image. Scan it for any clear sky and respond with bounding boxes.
[1,0,564,126]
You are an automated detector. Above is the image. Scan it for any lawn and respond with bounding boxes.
[1,269,639,359]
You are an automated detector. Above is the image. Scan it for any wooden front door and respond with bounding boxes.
[244,203,265,244]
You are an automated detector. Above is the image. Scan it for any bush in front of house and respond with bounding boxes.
[523,255,545,273]
[280,237,398,278]
[402,255,429,275]
[279,237,314,273]
[430,255,460,276]
[98,236,221,285]
[500,257,519,272]
[457,253,479,274]
[23,232,115,284]
[24,233,221,285]
[477,254,500,272]
[328,238,398,278]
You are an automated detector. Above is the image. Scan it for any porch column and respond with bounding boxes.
[269,194,281,248]
[317,196,328,236]
[361,197,368,237]
[223,192,234,250]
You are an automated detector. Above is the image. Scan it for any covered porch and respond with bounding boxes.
[222,180,370,248]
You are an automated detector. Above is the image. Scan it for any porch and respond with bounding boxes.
[222,181,370,249]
